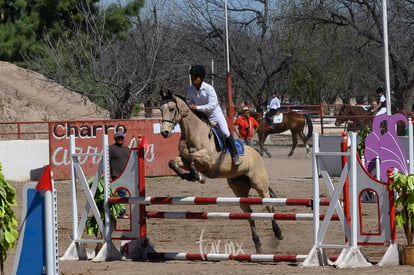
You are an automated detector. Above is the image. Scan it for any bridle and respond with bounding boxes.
[161,98,190,128]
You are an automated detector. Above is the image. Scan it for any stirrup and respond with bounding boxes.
[232,156,241,166]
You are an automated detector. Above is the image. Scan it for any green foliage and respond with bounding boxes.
[132,104,141,117]
[85,175,125,238]
[0,163,18,271]
[357,127,371,156]
[391,173,414,246]
[0,0,101,64]
[104,1,145,40]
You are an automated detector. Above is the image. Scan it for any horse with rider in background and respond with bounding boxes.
[334,104,414,135]
[250,110,313,158]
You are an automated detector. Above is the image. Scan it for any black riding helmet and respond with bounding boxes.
[376,87,384,94]
[189,65,206,80]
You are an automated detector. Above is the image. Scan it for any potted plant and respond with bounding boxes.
[0,163,18,275]
[85,175,125,249]
[391,172,414,265]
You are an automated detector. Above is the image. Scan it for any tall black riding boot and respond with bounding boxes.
[225,136,241,166]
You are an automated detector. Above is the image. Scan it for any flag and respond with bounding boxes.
[36,165,53,192]
[138,135,150,149]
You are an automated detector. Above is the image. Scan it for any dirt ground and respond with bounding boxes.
[5,145,414,274]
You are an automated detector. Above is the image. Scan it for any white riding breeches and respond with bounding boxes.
[211,111,230,138]
[376,107,387,116]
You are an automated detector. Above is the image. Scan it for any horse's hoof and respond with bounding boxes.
[197,172,206,184]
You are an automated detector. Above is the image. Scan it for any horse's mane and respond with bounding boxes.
[174,94,211,125]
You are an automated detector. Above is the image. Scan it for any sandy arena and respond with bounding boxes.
[5,144,414,274]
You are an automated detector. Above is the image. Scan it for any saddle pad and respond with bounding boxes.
[211,127,245,155]
[273,113,283,124]
[234,139,245,155]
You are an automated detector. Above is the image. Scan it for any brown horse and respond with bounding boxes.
[251,111,313,157]
[159,90,283,253]
[335,104,413,135]
[334,105,374,131]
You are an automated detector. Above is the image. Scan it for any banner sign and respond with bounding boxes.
[49,119,180,180]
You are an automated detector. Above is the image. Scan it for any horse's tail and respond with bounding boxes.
[303,113,313,142]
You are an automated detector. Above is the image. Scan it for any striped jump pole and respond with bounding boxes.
[147,252,338,263]
[108,196,333,207]
[145,211,340,221]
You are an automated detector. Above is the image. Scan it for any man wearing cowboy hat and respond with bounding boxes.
[234,107,259,146]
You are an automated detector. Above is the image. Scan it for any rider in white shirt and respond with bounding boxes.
[265,91,280,127]
[187,65,241,166]
[374,87,387,116]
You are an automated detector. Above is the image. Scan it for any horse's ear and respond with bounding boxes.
[160,89,173,100]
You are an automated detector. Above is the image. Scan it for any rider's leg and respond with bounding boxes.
[225,135,241,166]
[266,109,276,128]
[214,111,242,166]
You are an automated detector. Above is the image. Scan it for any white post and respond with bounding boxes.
[69,135,79,245]
[350,132,358,248]
[382,0,391,116]
[376,156,381,180]
[102,134,112,246]
[312,133,320,248]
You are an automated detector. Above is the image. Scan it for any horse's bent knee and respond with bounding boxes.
[168,160,176,169]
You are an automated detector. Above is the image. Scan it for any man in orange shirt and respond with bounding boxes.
[234,107,259,146]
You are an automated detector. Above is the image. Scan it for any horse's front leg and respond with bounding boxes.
[168,156,205,183]
[188,159,205,183]
[258,131,272,158]
[168,157,190,180]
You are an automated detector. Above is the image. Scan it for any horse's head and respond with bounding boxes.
[249,111,263,123]
[334,105,350,126]
[159,89,189,138]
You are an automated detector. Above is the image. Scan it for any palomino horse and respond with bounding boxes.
[159,90,283,253]
[334,104,413,135]
[250,111,313,158]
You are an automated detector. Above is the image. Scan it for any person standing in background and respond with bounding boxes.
[234,107,259,146]
[109,131,130,218]
[368,100,378,114]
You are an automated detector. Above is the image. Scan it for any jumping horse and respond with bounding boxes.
[250,111,313,158]
[335,104,413,135]
[159,89,283,253]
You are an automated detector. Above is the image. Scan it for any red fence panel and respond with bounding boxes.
[49,119,180,180]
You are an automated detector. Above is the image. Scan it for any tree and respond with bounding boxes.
[26,0,194,119]
[0,0,100,65]
[291,0,414,110]
[175,0,293,113]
